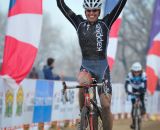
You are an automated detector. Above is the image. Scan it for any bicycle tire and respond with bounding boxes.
[80,107,90,130]
[90,99,103,130]
[79,107,103,130]
[96,107,103,130]
[135,117,141,130]
[134,107,141,130]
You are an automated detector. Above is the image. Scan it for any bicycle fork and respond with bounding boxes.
[84,88,96,130]
[84,92,92,130]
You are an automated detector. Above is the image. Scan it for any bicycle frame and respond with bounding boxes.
[62,81,103,130]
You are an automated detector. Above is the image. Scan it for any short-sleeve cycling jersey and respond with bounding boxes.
[57,0,127,60]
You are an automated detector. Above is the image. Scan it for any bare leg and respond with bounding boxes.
[100,94,113,130]
[79,88,85,110]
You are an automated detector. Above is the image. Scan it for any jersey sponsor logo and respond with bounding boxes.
[96,23,103,51]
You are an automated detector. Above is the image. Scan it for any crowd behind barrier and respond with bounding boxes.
[0,78,160,129]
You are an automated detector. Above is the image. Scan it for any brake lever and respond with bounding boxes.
[62,81,67,95]
[62,81,69,102]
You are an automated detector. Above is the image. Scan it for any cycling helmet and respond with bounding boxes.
[131,62,142,72]
[83,0,102,9]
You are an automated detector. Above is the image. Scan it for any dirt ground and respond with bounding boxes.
[61,119,160,130]
[112,119,160,130]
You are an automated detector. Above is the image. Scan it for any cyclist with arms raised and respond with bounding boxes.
[56,0,127,130]
[125,62,147,129]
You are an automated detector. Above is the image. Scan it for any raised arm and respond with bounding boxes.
[56,0,82,29]
[103,0,127,29]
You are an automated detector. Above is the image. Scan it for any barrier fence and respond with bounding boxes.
[0,78,160,129]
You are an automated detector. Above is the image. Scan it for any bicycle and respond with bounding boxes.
[62,80,103,130]
[130,92,142,130]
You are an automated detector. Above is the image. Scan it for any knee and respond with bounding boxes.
[102,102,110,111]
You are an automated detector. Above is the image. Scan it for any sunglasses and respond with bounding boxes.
[86,9,99,13]
[133,71,141,73]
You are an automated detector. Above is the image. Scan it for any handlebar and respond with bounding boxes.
[62,81,102,89]
[62,81,103,94]
[128,92,141,96]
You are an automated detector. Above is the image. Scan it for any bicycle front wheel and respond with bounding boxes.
[79,107,103,130]
[134,107,141,130]
[135,117,141,130]
[96,107,103,130]
[80,107,90,130]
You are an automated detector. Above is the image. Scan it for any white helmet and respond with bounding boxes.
[131,62,142,72]
[83,0,102,9]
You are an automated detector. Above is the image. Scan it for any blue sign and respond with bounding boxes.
[33,80,54,123]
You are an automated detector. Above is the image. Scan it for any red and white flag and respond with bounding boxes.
[146,32,160,94]
[107,13,122,70]
[104,0,123,70]
[0,0,43,88]
[146,0,160,94]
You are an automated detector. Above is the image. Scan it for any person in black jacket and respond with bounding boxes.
[56,0,127,130]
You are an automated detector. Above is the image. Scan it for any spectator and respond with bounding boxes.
[43,58,60,80]
[28,67,39,79]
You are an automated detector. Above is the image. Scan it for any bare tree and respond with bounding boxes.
[111,0,155,82]
[0,12,7,60]
[35,12,81,79]
[35,13,62,67]
[56,38,81,78]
